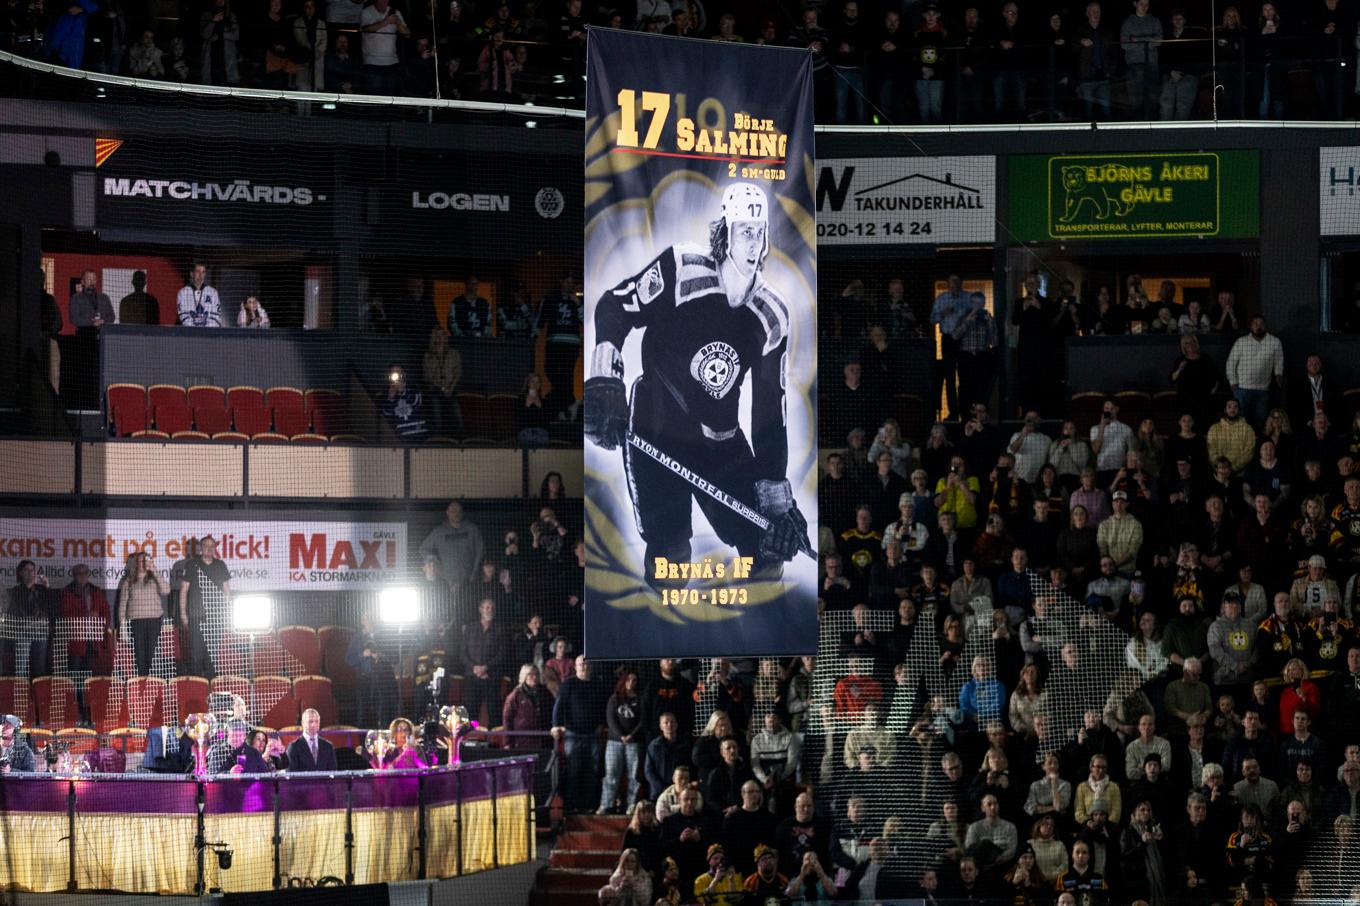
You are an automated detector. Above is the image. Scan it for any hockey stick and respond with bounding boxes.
[625,430,816,561]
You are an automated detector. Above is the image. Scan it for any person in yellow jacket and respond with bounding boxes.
[693,844,745,906]
[1207,399,1257,474]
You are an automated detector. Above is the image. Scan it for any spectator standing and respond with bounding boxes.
[1225,316,1284,431]
[117,270,160,325]
[381,364,428,441]
[236,295,270,328]
[292,0,328,90]
[359,0,408,95]
[199,0,241,86]
[115,551,168,678]
[1091,397,1134,486]
[69,269,115,329]
[912,3,949,124]
[538,273,582,420]
[58,563,110,697]
[420,500,484,623]
[176,263,223,327]
[1075,1,1117,118]
[1120,0,1163,118]
[599,667,643,815]
[552,656,601,813]
[177,535,231,679]
[6,560,53,679]
[422,327,462,438]
[459,598,507,727]
[831,0,868,123]
[954,291,998,416]
[930,274,970,420]
[1012,273,1055,415]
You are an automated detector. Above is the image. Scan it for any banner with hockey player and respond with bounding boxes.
[582,30,818,658]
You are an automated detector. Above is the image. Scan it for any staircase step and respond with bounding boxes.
[550,849,622,870]
[555,831,624,851]
[533,868,613,893]
[563,814,630,833]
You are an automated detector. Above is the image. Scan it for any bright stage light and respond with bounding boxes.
[379,586,420,625]
[232,595,274,633]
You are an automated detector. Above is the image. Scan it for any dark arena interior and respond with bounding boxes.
[3,1,1360,904]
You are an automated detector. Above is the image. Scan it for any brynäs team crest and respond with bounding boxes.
[690,341,741,399]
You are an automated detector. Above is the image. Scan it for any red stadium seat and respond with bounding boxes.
[55,727,98,755]
[33,676,79,729]
[254,676,298,728]
[154,403,193,435]
[148,384,188,411]
[306,389,344,437]
[170,676,210,724]
[131,430,169,439]
[1115,390,1152,429]
[273,407,311,438]
[212,432,249,443]
[26,728,52,752]
[107,727,147,755]
[111,404,148,437]
[0,678,34,727]
[278,626,321,675]
[266,386,305,411]
[86,676,128,734]
[126,676,166,728]
[107,383,147,413]
[247,633,290,677]
[293,675,338,727]
[251,432,288,444]
[171,431,210,441]
[227,385,266,411]
[194,404,232,435]
[233,406,272,435]
[292,433,328,445]
[487,394,518,442]
[211,674,251,706]
[187,384,226,410]
[318,625,355,689]
[458,393,491,441]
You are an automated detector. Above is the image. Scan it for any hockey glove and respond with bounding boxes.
[583,376,629,450]
[754,478,810,562]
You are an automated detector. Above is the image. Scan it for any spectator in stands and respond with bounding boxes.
[929,274,969,420]
[325,33,357,93]
[115,270,160,325]
[381,364,428,441]
[69,269,114,329]
[447,276,489,338]
[935,455,982,532]
[418,327,462,438]
[287,707,337,771]
[1092,397,1134,487]
[346,611,395,728]
[655,764,701,823]
[954,291,998,416]
[199,0,241,85]
[459,597,507,726]
[59,563,109,713]
[0,714,36,773]
[1224,315,1284,431]
[1125,713,1172,777]
[114,551,168,678]
[599,848,652,906]
[208,719,269,774]
[959,655,1007,729]
[176,263,222,328]
[127,30,165,78]
[420,501,484,612]
[964,792,1018,868]
[1120,799,1169,903]
[1013,274,1056,415]
[176,536,230,679]
[236,295,270,329]
[1049,421,1093,491]
[359,0,408,94]
[1097,490,1142,576]
[1009,412,1052,485]
[598,666,643,815]
[552,655,600,813]
[1075,754,1122,824]
[660,787,713,885]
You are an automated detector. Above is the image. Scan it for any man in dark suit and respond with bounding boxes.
[286,708,337,772]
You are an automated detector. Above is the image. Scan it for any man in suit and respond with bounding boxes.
[287,708,337,772]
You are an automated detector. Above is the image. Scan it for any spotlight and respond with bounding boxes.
[378,586,420,625]
[231,595,273,632]
[214,846,233,870]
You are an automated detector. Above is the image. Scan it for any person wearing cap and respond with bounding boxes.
[1097,489,1142,577]
[206,719,270,775]
[0,715,36,774]
[742,843,789,901]
[692,843,743,906]
[1127,753,1176,823]
[1289,555,1340,619]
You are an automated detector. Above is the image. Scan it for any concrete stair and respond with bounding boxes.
[528,814,628,906]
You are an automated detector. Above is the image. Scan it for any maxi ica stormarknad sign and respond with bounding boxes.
[1008,151,1259,241]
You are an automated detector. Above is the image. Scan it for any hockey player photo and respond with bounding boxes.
[584,183,811,588]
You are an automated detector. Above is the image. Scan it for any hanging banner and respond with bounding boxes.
[582,30,819,658]
[0,519,407,590]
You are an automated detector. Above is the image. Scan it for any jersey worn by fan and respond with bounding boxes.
[595,244,789,479]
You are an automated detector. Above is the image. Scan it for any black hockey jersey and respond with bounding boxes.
[595,244,790,479]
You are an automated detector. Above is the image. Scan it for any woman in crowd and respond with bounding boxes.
[380,718,427,770]
[115,550,169,678]
[921,423,954,483]
[1277,657,1321,734]
[909,468,937,529]
[1028,813,1068,882]
[1165,413,1210,481]
[236,295,270,328]
[599,667,644,815]
[1169,334,1220,429]
[1126,611,1170,683]
[1033,463,1069,513]
[598,848,652,906]
[1130,419,1165,481]
[502,663,553,750]
[622,803,661,874]
[1056,504,1100,590]
[1120,800,1169,905]
[1047,420,1092,491]
[883,495,929,557]
[518,371,550,445]
[542,636,573,698]
[868,418,912,478]
[1002,844,1048,905]
[1008,664,1048,739]
[422,326,462,438]
[540,471,567,500]
[691,710,741,778]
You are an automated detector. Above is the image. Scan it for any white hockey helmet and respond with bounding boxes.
[720,182,770,261]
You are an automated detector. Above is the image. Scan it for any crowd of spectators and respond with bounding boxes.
[4,0,1356,120]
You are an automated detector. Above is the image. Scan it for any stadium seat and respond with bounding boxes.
[170,676,211,723]
[1,678,35,727]
[251,432,289,444]
[306,389,344,436]
[55,727,98,755]
[266,386,305,412]
[292,433,328,444]
[233,406,273,436]
[487,393,518,441]
[171,430,210,441]
[194,404,232,435]
[227,385,266,411]
[86,676,128,734]
[1115,390,1152,428]
[212,432,249,443]
[187,384,226,410]
[32,676,79,729]
[318,625,355,688]
[1069,392,1107,432]
[154,403,193,435]
[255,676,298,728]
[293,675,338,727]
[111,404,149,437]
[247,632,290,677]
[890,393,928,440]
[131,430,170,439]
[107,727,147,755]
[126,676,166,727]
[107,383,147,413]
[278,626,321,675]
[147,384,188,411]
[273,407,311,438]
[1151,390,1180,436]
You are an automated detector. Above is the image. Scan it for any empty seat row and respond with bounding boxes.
[108,384,345,439]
